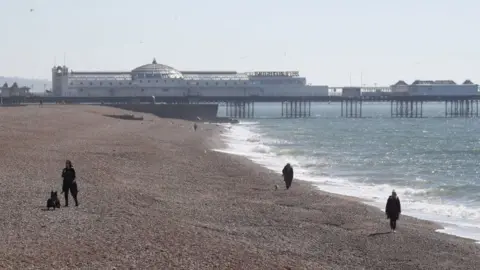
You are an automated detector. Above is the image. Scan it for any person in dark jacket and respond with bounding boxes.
[62,160,79,207]
[282,163,294,190]
[385,190,401,232]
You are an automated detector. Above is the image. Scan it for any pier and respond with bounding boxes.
[225,101,255,119]
[281,100,311,118]
[341,99,362,118]
[391,101,424,118]
[444,99,479,117]
[4,94,480,120]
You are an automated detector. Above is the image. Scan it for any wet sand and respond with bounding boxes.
[0,105,478,269]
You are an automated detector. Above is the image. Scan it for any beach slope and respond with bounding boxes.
[0,105,478,269]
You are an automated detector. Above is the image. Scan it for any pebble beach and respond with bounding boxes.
[0,105,478,269]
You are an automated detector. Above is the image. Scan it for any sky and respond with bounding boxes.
[0,0,479,86]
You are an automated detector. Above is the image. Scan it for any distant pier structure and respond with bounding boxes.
[3,79,480,120]
[339,87,363,118]
[281,100,311,118]
[225,101,255,119]
[444,99,479,117]
[387,80,479,118]
[391,101,424,118]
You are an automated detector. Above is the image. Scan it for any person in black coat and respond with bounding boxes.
[385,190,401,232]
[282,163,294,190]
[62,160,79,207]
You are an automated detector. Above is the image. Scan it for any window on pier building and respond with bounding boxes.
[224,82,228,86]
[129,82,132,85]
[196,82,199,85]
[89,82,93,86]
[164,80,167,83]
[119,82,122,85]
[156,80,158,83]
[100,82,103,86]
[206,82,208,86]
[234,82,237,85]
[244,82,247,85]
[148,80,150,83]
[80,82,83,85]
[109,82,112,85]
[70,82,73,85]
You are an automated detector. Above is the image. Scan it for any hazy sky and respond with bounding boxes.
[1,0,478,86]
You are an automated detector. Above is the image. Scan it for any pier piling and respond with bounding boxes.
[281,100,311,118]
[391,100,423,118]
[341,99,362,118]
[225,101,255,119]
[444,99,479,117]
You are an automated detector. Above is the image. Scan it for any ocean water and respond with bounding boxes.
[213,102,480,242]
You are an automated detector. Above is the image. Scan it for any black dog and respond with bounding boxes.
[46,191,61,210]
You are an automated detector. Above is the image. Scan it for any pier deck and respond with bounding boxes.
[4,95,480,103]
[2,95,480,119]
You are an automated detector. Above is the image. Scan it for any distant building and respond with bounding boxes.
[1,82,31,97]
[390,80,409,94]
[51,58,329,97]
[342,87,361,97]
[390,80,478,96]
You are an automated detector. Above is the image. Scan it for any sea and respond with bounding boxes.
[212,102,480,243]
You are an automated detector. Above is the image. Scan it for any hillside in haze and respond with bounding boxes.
[0,77,51,93]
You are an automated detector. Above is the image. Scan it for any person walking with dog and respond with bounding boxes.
[62,160,79,207]
[282,163,294,190]
[385,190,401,232]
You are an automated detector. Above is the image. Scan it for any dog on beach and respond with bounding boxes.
[46,191,61,210]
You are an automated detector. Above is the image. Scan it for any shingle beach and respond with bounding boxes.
[0,105,478,269]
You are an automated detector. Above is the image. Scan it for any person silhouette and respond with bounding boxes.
[61,160,79,207]
[385,190,401,232]
[282,163,294,190]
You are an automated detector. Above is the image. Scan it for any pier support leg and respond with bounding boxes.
[444,99,478,118]
[391,100,423,118]
[341,99,362,118]
[281,100,311,118]
[226,101,255,119]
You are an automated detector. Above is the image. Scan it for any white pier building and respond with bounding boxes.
[390,80,478,96]
[52,58,328,97]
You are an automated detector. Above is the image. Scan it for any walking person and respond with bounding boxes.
[61,160,79,207]
[282,163,294,190]
[385,190,401,232]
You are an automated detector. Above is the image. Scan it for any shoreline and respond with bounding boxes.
[205,124,480,268]
[0,105,478,269]
[210,126,448,235]
[212,121,480,244]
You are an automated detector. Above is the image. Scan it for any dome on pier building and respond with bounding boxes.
[131,58,183,79]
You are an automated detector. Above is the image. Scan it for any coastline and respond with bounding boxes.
[209,124,480,267]
[211,123,475,235]
[212,119,480,244]
[0,105,478,269]
[207,123,480,267]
